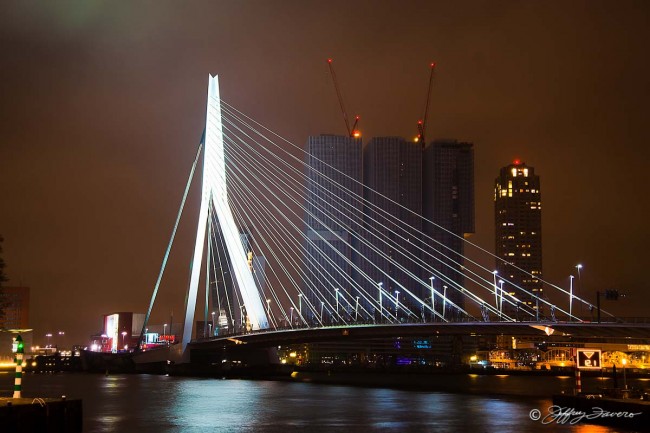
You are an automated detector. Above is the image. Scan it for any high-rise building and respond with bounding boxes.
[363,137,422,312]
[422,140,475,317]
[304,135,363,322]
[494,160,542,317]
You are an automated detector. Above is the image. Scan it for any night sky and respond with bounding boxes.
[1,1,648,347]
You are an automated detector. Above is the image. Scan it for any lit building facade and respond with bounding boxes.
[363,137,423,312]
[304,135,363,321]
[422,140,475,317]
[494,160,542,316]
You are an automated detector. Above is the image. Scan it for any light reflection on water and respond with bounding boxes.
[0,373,633,432]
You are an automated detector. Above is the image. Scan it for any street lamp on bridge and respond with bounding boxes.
[355,296,360,321]
[298,293,303,318]
[377,282,383,321]
[394,291,400,319]
[335,288,339,316]
[569,275,575,321]
[442,285,448,320]
[498,280,504,320]
[429,276,435,322]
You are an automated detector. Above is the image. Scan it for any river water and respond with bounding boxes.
[0,371,640,432]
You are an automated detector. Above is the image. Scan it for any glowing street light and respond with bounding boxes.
[377,282,383,320]
[622,358,628,389]
[429,276,435,322]
[163,323,167,336]
[355,296,360,321]
[289,307,294,326]
[498,280,504,320]
[442,285,448,320]
[211,311,216,333]
[493,270,499,307]
[576,264,583,315]
[298,293,303,316]
[335,288,340,315]
[394,291,400,318]
[569,275,575,321]
[121,331,127,349]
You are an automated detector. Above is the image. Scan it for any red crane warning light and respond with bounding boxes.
[416,62,436,145]
[327,58,361,138]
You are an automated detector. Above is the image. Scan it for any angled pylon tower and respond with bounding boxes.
[182,75,269,353]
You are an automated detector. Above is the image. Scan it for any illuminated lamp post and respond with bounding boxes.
[575,264,583,316]
[163,323,167,337]
[622,358,628,390]
[298,293,303,317]
[498,280,504,320]
[569,275,574,322]
[394,291,400,319]
[211,311,215,334]
[355,296,360,321]
[121,331,127,350]
[289,307,294,327]
[493,270,499,307]
[442,285,448,320]
[335,288,339,316]
[429,276,435,322]
[377,282,383,322]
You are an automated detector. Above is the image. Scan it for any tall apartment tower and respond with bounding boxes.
[494,160,542,317]
[304,135,363,322]
[422,140,475,317]
[363,137,422,312]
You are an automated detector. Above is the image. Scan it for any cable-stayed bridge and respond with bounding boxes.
[136,75,648,367]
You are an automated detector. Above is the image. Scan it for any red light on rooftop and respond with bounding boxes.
[431,62,436,68]
[327,58,333,63]
[513,159,521,165]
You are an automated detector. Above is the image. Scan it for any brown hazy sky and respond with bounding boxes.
[1,1,649,346]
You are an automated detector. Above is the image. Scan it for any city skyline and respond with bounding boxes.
[1,1,648,346]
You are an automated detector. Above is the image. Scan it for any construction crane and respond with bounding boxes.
[327,58,361,138]
[415,62,436,146]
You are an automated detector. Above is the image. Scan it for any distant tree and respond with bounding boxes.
[0,235,7,321]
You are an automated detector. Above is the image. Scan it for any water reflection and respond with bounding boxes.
[0,373,632,432]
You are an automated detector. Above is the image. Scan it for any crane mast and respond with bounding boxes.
[416,62,436,146]
[327,58,361,138]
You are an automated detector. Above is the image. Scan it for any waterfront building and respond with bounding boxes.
[494,160,542,317]
[304,135,363,322]
[362,136,423,312]
[422,140,475,316]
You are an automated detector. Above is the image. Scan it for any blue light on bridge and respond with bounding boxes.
[413,340,432,349]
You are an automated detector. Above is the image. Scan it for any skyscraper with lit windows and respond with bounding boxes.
[494,160,542,318]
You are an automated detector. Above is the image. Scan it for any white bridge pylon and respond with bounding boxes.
[182,75,269,353]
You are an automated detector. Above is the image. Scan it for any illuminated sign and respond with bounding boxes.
[628,345,650,351]
[577,349,601,370]
[413,340,431,349]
